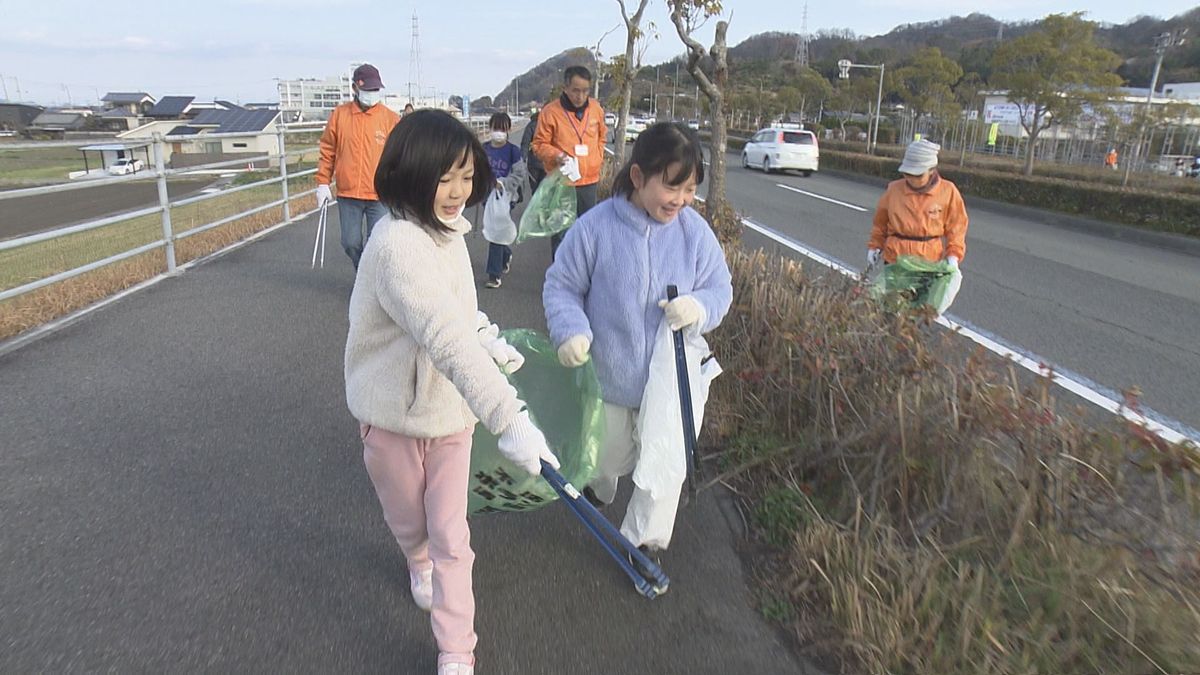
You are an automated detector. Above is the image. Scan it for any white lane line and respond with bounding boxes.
[775,183,867,212]
[732,211,1199,446]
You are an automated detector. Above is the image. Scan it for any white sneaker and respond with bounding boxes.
[437,662,474,675]
[410,567,433,612]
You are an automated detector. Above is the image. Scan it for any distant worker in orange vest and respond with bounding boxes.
[315,63,401,269]
[531,65,608,258]
[1105,148,1119,170]
[867,139,969,270]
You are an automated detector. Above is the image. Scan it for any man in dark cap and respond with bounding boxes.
[316,63,401,268]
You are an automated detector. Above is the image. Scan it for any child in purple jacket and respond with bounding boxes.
[543,122,732,577]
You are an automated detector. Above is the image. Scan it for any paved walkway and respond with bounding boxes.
[0,207,815,673]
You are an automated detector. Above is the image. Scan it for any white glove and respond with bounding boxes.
[316,184,332,206]
[557,335,591,368]
[498,410,561,475]
[485,338,525,375]
[867,249,882,267]
[657,295,706,332]
[477,322,499,343]
[946,256,960,269]
[560,155,581,182]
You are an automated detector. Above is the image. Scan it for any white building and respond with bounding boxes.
[279,64,447,121]
[277,75,352,122]
[981,89,1200,140]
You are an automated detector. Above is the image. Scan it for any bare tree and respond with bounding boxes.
[613,0,653,166]
[669,0,731,217]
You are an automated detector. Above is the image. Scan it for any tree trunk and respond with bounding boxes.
[1023,125,1040,176]
[613,0,650,167]
[670,8,731,218]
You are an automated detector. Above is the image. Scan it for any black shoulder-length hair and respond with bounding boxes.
[613,122,705,198]
[374,109,494,234]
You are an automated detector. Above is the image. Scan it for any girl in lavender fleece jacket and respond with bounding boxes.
[543,122,733,569]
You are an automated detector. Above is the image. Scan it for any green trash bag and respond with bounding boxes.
[873,255,963,315]
[516,170,577,243]
[468,329,605,514]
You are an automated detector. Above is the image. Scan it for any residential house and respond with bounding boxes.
[27,110,89,137]
[96,108,141,132]
[119,108,283,168]
[0,102,44,132]
[101,92,156,116]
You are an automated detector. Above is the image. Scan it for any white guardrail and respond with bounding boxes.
[0,122,327,303]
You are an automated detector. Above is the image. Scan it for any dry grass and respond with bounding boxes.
[0,191,315,341]
[705,243,1200,674]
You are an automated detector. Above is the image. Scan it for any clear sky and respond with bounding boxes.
[1,0,1195,106]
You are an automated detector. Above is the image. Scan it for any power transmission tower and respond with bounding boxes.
[408,12,422,104]
[795,3,810,68]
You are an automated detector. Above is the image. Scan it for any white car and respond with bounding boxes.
[108,158,145,175]
[742,127,819,176]
[604,113,617,127]
[624,124,642,143]
[687,119,700,130]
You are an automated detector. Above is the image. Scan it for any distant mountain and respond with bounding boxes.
[494,47,599,110]
[723,10,1200,89]
[495,10,1200,117]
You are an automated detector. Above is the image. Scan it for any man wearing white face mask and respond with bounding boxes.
[316,63,401,269]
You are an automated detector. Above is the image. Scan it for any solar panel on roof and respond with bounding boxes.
[149,96,194,117]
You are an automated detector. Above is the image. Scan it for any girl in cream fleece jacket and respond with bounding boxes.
[345,110,557,675]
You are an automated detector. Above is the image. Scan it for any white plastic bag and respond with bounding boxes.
[934,267,963,316]
[633,318,722,500]
[482,189,517,245]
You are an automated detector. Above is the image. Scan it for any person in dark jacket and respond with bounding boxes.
[520,109,546,193]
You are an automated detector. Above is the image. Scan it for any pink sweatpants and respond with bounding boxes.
[361,424,477,666]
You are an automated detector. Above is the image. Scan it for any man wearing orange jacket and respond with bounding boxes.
[867,139,968,271]
[532,65,607,257]
[316,63,401,269]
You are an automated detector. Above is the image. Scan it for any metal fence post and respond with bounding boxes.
[277,127,291,223]
[152,133,177,273]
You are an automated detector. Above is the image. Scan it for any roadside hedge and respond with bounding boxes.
[820,149,1200,238]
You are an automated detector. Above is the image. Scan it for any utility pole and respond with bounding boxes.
[1124,29,1187,186]
[839,59,886,154]
[671,58,679,120]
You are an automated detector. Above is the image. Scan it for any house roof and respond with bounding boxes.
[215,100,243,110]
[166,125,204,136]
[79,142,152,151]
[31,112,85,127]
[0,102,44,112]
[102,92,154,104]
[188,109,280,133]
[148,96,195,117]
[100,108,139,119]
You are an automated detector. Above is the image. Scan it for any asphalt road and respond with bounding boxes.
[0,206,817,673]
[718,156,1200,433]
[0,177,214,241]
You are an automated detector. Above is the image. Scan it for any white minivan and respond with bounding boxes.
[742,127,819,176]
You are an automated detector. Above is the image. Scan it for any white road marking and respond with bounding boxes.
[707,198,1198,446]
[775,183,867,212]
